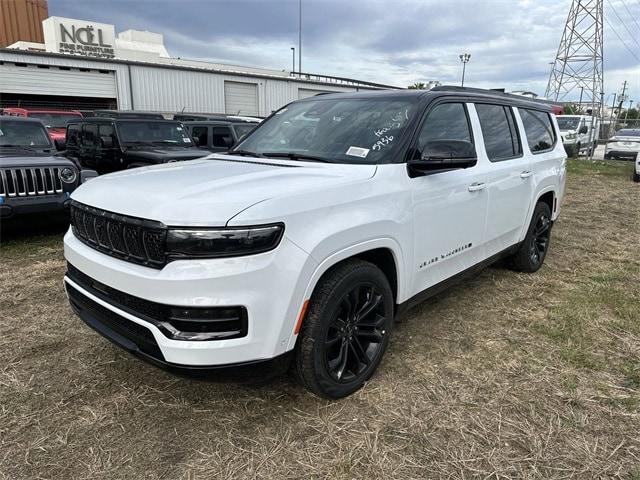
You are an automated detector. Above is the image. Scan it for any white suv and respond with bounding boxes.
[63,87,566,398]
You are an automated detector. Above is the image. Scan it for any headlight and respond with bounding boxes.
[565,133,577,140]
[59,167,77,184]
[166,224,284,259]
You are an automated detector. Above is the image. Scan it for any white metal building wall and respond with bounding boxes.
[0,50,382,115]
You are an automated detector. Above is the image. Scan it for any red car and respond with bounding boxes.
[1,108,83,148]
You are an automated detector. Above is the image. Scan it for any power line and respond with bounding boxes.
[605,0,640,48]
[619,0,640,31]
[603,14,640,62]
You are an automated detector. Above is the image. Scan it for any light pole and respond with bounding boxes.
[459,53,471,87]
[291,47,295,74]
[298,0,302,74]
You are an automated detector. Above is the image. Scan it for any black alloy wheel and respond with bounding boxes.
[295,259,394,399]
[508,202,553,273]
[529,212,551,267]
[325,283,387,383]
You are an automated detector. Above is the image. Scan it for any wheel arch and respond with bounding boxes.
[285,239,406,352]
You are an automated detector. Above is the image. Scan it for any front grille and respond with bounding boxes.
[66,263,248,341]
[70,201,167,268]
[0,167,64,198]
[66,282,165,361]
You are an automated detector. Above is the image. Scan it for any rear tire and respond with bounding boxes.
[294,259,394,399]
[508,202,553,273]
[633,172,640,183]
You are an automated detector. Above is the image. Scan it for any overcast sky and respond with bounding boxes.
[51,0,639,102]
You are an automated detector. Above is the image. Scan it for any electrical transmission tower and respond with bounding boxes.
[545,0,604,121]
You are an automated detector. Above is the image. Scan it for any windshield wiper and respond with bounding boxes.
[261,152,332,163]
[227,149,265,158]
[0,145,40,151]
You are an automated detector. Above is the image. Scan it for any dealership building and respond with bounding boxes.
[0,14,397,116]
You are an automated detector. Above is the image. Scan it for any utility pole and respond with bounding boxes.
[578,86,584,112]
[615,80,628,132]
[623,99,634,126]
[545,0,603,159]
[607,92,617,137]
[291,47,295,74]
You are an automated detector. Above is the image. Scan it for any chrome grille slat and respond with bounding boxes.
[0,167,66,197]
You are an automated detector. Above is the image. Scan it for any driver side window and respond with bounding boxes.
[416,103,472,158]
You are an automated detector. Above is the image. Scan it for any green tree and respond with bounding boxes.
[408,82,426,90]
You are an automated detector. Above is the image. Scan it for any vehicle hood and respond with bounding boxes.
[123,147,207,164]
[0,152,74,168]
[71,154,377,226]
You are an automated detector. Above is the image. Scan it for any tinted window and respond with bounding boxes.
[191,126,208,146]
[417,103,471,156]
[83,124,99,146]
[233,123,257,141]
[476,104,522,161]
[99,124,116,146]
[519,109,555,152]
[616,129,640,137]
[67,124,81,147]
[116,122,193,145]
[212,127,233,147]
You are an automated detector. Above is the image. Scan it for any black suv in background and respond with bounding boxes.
[0,117,96,221]
[183,120,259,153]
[65,118,207,174]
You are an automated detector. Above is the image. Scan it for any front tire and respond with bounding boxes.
[294,260,394,399]
[508,202,553,273]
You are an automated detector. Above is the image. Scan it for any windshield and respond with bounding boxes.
[556,117,581,130]
[28,113,80,129]
[615,129,640,137]
[0,120,52,148]
[116,122,193,145]
[234,97,418,164]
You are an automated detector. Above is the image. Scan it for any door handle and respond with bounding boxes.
[468,182,486,192]
[520,170,533,179]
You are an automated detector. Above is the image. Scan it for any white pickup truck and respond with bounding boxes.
[557,114,599,157]
[63,87,567,398]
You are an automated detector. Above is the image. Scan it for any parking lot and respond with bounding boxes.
[1,158,638,479]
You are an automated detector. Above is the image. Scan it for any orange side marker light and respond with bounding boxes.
[294,300,310,335]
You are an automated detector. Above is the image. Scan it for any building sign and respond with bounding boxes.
[42,17,116,59]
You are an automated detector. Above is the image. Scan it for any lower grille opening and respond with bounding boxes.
[66,263,248,341]
[66,282,164,361]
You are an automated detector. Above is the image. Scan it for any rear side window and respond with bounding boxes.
[67,124,81,147]
[475,104,522,161]
[191,126,208,146]
[83,124,99,146]
[212,127,233,148]
[519,109,556,153]
[416,102,472,157]
[99,124,116,146]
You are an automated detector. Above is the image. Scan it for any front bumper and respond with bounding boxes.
[63,229,315,367]
[0,193,71,219]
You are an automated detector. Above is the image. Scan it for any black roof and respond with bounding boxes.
[296,85,553,111]
[67,117,182,124]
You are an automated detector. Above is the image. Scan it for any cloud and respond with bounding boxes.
[50,0,640,99]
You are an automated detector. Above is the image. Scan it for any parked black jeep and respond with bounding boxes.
[65,118,207,174]
[0,117,96,221]
[183,120,259,153]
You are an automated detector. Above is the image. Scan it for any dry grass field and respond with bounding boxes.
[1,159,639,479]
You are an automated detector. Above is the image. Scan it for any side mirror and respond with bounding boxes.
[80,169,99,183]
[100,136,114,148]
[54,139,65,151]
[192,136,200,146]
[223,136,234,148]
[408,140,477,176]
[578,126,588,134]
